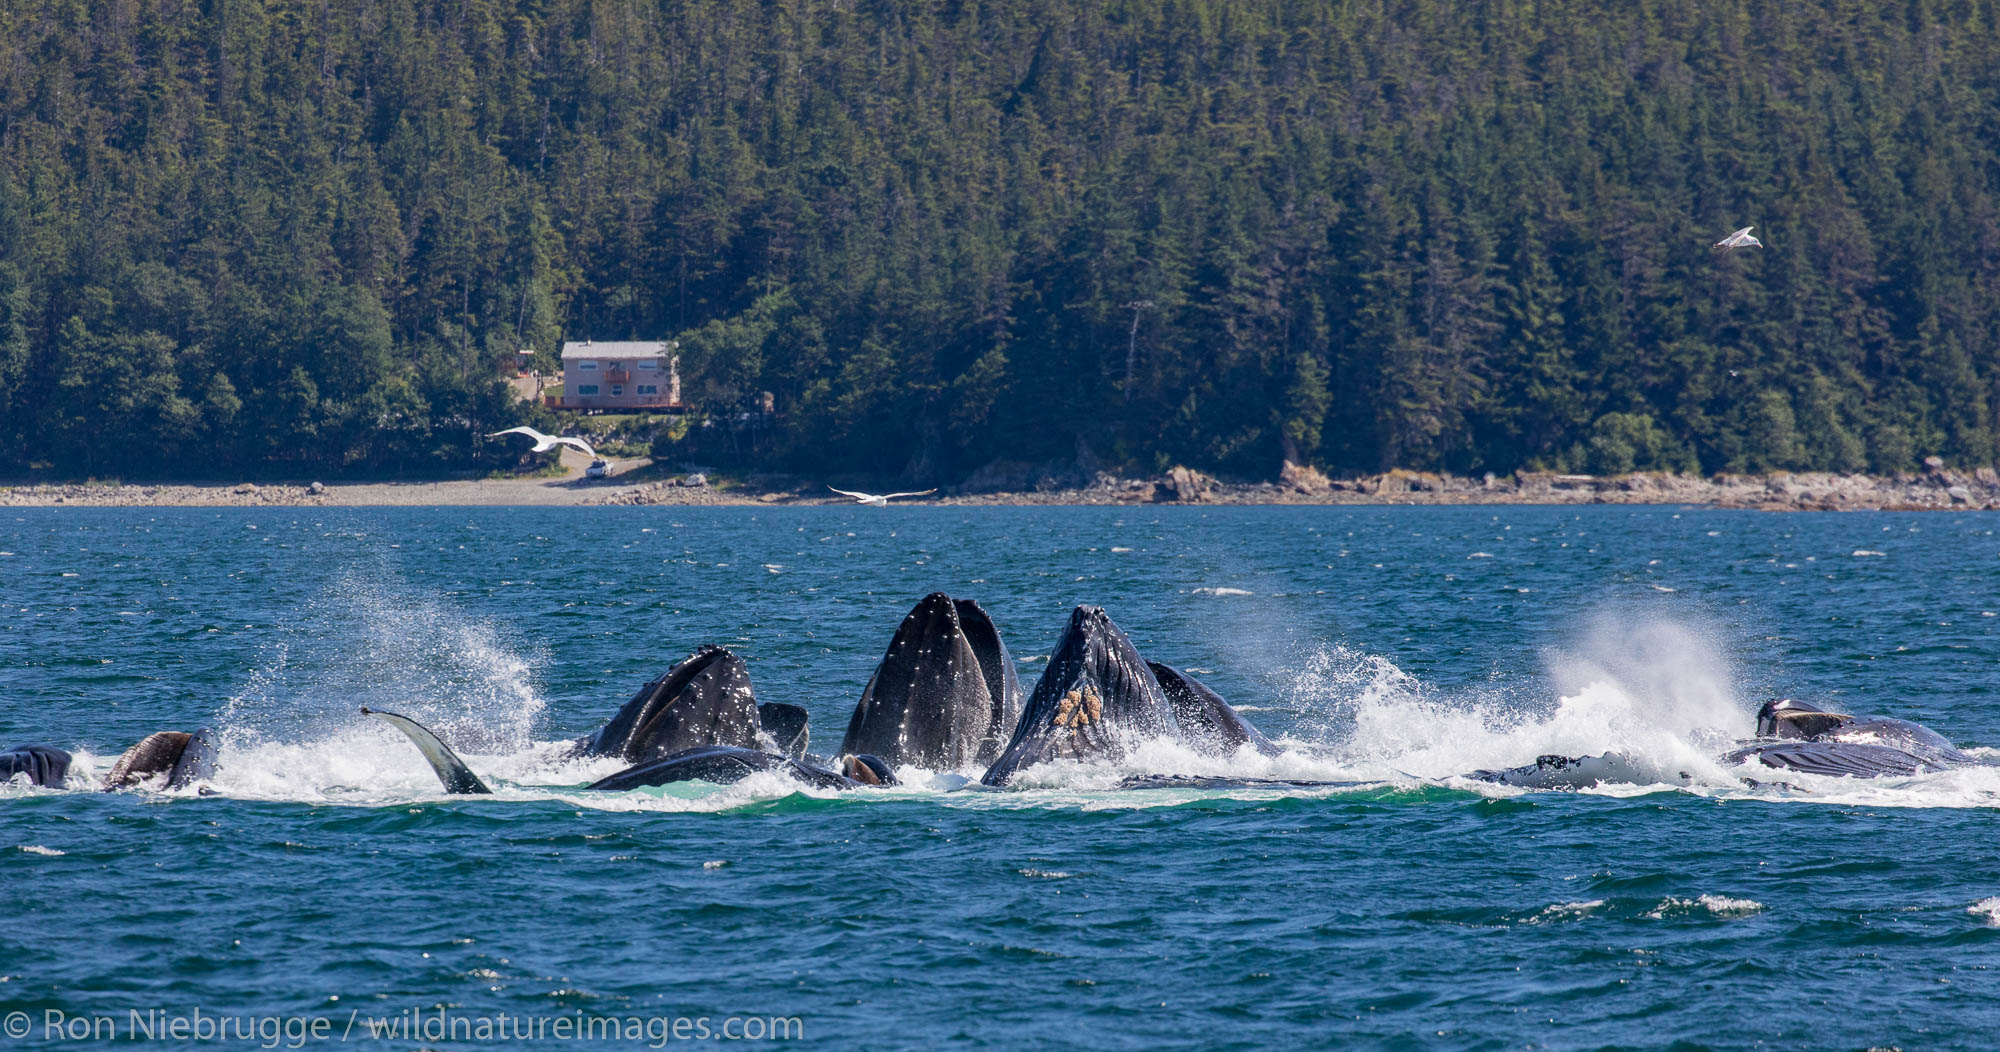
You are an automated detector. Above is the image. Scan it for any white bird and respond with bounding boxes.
[1715,226,1763,250]
[486,426,596,459]
[827,486,937,506]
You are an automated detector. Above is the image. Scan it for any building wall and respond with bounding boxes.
[557,356,681,409]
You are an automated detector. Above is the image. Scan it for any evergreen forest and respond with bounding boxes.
[3,0,1998,481]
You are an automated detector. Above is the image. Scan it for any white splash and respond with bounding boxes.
[1265,613,1748,789]
[1527,900,1605,923]
[218,572,548,756]
[1647,895,1763,919]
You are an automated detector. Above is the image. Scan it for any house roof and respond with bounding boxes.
[561,340,678,360]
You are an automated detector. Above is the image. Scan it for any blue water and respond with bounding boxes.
[4,506,2000,1050]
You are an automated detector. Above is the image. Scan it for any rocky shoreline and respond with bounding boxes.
[6,459,1999,510]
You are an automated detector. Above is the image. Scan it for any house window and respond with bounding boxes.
[637,385,658,395]
[610,385,624,396]
[577,361,598,370]
[637,359,659,370]
[577,385,599,395]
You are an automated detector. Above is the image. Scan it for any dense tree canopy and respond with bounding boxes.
[2,0,1997,480]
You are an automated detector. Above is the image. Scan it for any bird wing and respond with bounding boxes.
[1734,226,1754,237]
[828,486,877,501]
[880,489,937,500]
[553,436,597,458]
[486,426,541,440]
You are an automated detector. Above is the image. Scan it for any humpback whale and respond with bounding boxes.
[0,744,72,788]
[102,728,221,790]
[980,606,1178,786]
[0,728,221,793]
[575,646,765,762]
[371,706,898,795]
[366,641,898,795]
[1469,698,1992,788]
[979,606,1286,786]
[1467,752,1688,790]
[841,592,1023,768]
[1722,698,1987,776]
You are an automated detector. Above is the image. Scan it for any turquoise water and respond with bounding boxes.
[4,506,2000,1049]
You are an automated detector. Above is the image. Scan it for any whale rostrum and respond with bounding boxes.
[841,592,1023,769]
[576,645,764,762]
[981,606,1177,786]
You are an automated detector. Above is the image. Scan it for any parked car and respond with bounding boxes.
[585,459,610,479]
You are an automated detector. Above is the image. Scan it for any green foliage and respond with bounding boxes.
[2,0,1998,479]
[1584,413,1693,476]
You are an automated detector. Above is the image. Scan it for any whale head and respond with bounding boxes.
[980,605,1175,786]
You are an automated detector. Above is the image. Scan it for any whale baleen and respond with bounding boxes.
[102,727,221,790]
[1722,698,1988,777]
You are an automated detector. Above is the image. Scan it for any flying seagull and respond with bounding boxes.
[1714,226,1763,250]
[486,426,596,459]
[828,486,937,506]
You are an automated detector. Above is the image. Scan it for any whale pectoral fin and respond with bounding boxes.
[362,708,492,795]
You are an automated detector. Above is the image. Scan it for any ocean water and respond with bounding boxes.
[3,505,2000,1050]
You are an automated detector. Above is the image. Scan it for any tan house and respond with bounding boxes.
[549,340,682,410]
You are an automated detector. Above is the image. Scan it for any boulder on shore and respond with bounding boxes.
[1153,466,1214,503]
[1279,460,1331,495]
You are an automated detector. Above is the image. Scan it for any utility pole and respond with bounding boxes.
[1122,299,1154,402]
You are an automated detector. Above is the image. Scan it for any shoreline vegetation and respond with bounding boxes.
[6,461,1998,511]
[6,2,2000,489]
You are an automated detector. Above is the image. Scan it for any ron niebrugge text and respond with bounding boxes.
[8,1008,805,1046]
